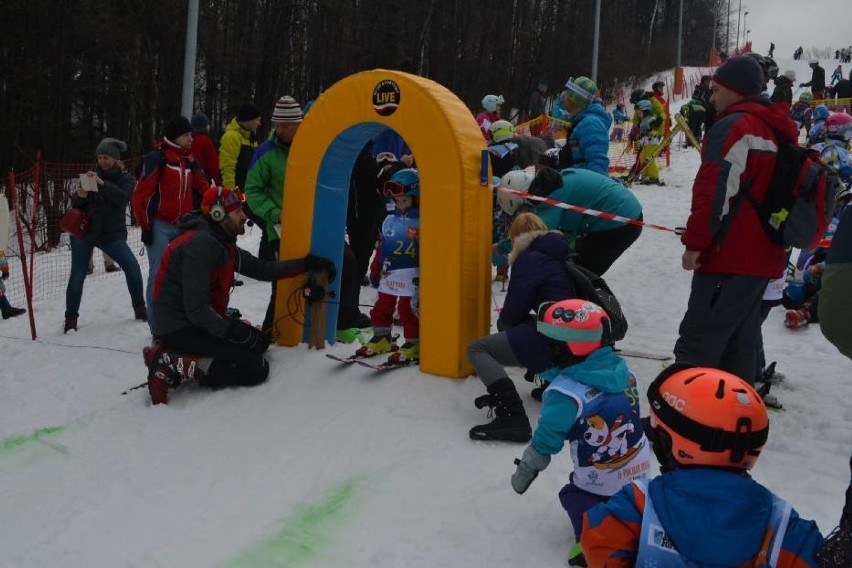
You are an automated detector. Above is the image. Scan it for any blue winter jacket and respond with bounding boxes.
[535,168,642,241]
[499,231,576,372]
[567,101,612,175]
[532,347,630,455]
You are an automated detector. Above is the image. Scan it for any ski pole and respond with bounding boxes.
[121,381,148,395]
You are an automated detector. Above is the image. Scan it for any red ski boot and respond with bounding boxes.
[784,307,810,330]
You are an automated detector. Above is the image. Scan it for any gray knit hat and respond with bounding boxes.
[271,96,303,123]
[95,137,127,159]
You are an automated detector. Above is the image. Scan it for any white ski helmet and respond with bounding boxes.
[482,94,504,112]
[497,170,534,215]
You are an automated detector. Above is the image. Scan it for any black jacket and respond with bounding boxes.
[70,166,135,244]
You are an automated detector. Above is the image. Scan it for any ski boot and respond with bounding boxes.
[784,307,810,329]
[355,334,397,358]
[568,542,588,567]
[816,523,852,568]
[387,340,419,364]
[63,317,78,333]
[335,327,366,345]
[761,361,786,384]
[470,378,532,442]
[143,342,203,405]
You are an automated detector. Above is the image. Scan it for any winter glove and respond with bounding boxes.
[141,228,153,247]
[226,318,271,354]
[511,445,551,495]
[303,254,336,283]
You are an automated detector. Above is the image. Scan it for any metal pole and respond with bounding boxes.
[736,0,742,51]
[726,0,731,50]
[676,0,684,68]
[711,1,718,51]
[181,0,199,117]
[743,12,749,48]
[591,0,601,83]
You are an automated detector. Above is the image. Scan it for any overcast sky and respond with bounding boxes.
[719,0,851,59]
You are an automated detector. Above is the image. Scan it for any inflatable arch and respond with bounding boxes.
[273,69,492,378]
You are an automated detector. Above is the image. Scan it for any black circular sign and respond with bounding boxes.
[372,80,401,116]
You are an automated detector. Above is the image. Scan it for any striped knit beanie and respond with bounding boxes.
[271,96,303,124]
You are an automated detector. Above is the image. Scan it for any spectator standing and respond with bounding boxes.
[771,70,796,104]
[0,254,25,320]
[65,138,146,332]
[674,56,797,382]
[220,103,271,261]
[800,59,827,100]
[133,117,210,335]
[190,112,220,184]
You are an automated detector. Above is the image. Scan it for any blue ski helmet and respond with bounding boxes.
[812,105,830,122]
[385,168,420,198]
[482,94,504,112]
[636,99,653,112]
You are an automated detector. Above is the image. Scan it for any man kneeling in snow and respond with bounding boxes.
[144,186,335,405]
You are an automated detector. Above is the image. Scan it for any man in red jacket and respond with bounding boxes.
[133,116,210,335]
[674,56,797,383]
[189,112,220,184]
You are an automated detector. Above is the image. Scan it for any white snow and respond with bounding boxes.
[1,143,850,567]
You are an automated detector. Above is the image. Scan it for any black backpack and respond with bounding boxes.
[564,260,628,343]
[741,126,834,249]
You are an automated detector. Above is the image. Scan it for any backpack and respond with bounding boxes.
[564,260,628,343]
[742,133,834,249]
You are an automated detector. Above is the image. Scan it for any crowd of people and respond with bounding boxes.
[20,51,849,567]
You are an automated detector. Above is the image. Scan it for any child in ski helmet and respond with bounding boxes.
[511,298,653,567]
[476,94,504,142]
[807,105,831,146]
[582,365,824,568]
[790,92,814,133]
[357,168,421,362]
[633,99,665,185]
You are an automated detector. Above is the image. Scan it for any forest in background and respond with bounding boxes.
[1,0,727,172]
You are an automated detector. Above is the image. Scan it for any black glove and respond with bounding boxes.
[529,167,564,197]
[141,228,153,247]
[650,117,662,129]
[226,319,271,354]
[304,254,336,283]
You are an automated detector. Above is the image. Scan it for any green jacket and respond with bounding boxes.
[244,133,290,241]
[219,118,258,189]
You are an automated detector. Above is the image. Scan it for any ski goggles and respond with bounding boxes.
[384,180,408,198]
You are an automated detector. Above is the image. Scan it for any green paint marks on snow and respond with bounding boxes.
[228,476,365,568]
[1,425,66,453]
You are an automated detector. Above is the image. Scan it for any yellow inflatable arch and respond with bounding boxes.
[274,69,492,378]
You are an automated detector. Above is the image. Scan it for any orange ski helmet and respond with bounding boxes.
[646,365,769,471]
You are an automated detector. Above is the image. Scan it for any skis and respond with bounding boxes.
[614,348,673,361]
[355,358,418,372]
[673,113,703,153]
[325,352,418,372]
[624,121,683,185]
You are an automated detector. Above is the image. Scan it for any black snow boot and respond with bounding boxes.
[469,377,532,442]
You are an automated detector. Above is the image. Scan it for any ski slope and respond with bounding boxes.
[1,144,849,567]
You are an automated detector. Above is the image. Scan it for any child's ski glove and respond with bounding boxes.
[511,445,551,494]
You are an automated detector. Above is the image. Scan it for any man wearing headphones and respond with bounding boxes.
[143,185,336,405]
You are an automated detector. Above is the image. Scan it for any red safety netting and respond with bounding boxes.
[1,156,146,337]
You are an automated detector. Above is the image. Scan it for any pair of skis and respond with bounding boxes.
[326,353,418,372]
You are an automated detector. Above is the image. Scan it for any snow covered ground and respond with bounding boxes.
[2,110,850,567]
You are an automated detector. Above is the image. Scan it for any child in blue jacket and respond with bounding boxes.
[581,365,823,568]
[511,298,652,566]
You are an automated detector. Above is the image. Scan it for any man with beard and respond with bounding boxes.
[143,186,336,405]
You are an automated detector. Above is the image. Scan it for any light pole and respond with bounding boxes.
[743,11,750,49]
[726,0,731,51]
[736,0,743,50]
[746,29,751,47]
[591,0,601,83]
